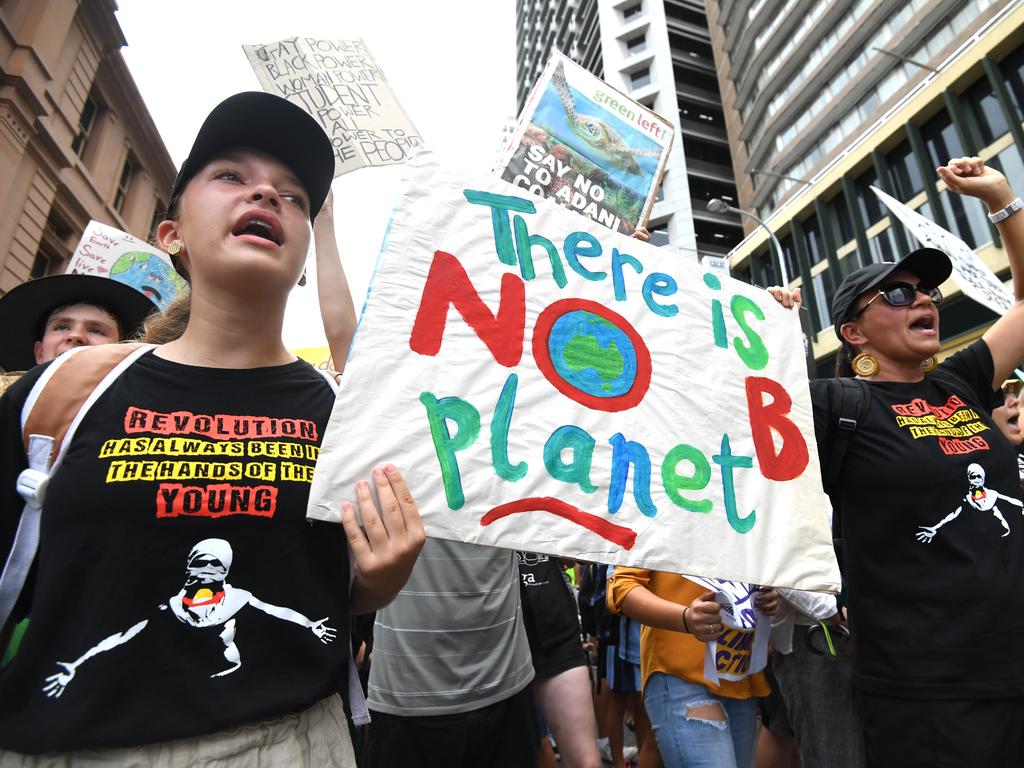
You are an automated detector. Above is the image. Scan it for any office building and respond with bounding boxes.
[707,1,1024,371]
[515,0,746,262]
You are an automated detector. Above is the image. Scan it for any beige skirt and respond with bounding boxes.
[0,695,356,768]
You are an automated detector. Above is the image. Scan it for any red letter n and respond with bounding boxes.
[745,376,809,482]
[409,250,526,367]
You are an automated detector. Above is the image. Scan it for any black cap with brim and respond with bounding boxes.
[168,92,334,223]
[0,274,157,371]
[831,247,953,340]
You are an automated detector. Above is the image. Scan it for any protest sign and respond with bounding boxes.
[872,186,1013,315]
[243,37,422,177]
[307,153,839,591]
[66,220,186,310]
[689,576,770,684]
[498,53,672,235]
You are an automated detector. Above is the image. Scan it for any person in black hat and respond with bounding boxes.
[0,92,423,764]
[0,273,157,373]
[769,156,1024,768]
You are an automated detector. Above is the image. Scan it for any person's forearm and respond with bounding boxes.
[619,584,688,633]
[984,181,1024,300]
[313,218,358,374]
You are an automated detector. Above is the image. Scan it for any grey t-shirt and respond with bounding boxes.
[367,538,534,716]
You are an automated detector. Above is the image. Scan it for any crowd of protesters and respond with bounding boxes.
[0,90,1022,768]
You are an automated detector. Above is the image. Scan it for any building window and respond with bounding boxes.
[627,35,647,55]
[965,78,1010,146]
[803,216,826,266]
[886,141,925,200]
[854,168,885,230]
[622,2,642,20]
[778,234,800,285]
[649,224,669,246]
[921,110,965,170]
[71,94,98,157]
[655,172,666,202]
[31,249,57,279]
[113,153,135,213]
[630,68,651,90]
[148,199,166,243]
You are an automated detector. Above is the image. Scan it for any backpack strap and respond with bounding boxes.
[314,365,370,725]
[824,377,868,554]
[0,343,155,633]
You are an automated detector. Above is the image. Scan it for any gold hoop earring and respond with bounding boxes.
[852,352,879,378]
[921,356,938,373]
[167,241,183,257]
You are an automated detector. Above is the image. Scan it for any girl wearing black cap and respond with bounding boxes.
[0,93,423,765]
[771,157,1024,767]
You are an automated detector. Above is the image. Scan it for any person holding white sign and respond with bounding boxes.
[774,156,1024,768]
[606,570,779,768]
[0,92,424,764]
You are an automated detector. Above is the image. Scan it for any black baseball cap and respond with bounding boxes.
[831,248,952,340]
[0,274,157,371]
[168,92,334,223]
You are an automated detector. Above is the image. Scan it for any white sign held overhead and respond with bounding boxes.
[872,186,1013,316]
[243,37,423,177]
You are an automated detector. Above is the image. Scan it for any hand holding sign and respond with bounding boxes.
[344,465,426,615]
[686,591,724,642]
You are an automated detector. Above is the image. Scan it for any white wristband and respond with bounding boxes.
[988,197,1024,223]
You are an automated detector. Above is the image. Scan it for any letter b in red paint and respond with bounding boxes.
[744,376,808,482]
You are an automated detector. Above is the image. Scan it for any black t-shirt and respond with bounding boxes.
[0,351,350,753]
[812,340,1024,699]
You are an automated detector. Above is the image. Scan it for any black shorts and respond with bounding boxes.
[757,655,793,737]
[518,553,586,680]
[859,691,1024,768]
[366,686,538,768]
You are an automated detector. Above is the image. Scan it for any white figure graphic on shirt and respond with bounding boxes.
[915,463,1023,543]
[42,538,335,698]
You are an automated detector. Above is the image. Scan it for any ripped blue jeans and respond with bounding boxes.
[643,672,758,768]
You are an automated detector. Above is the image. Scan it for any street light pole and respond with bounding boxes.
[707,198,790,286]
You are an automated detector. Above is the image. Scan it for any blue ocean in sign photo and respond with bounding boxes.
[533,80,661,197]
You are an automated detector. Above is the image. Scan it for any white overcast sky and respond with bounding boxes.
[115,1,518,349]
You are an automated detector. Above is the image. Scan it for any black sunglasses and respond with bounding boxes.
[852,281,943,318]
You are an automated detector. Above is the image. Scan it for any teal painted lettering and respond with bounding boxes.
[513,214,568,287]
[491,374,528,481]
[661,443,712,513]
[419,391,481,510]
[608,432,657,517]
[705,273,727,349]
[731,295,768,370]
[463,189,536,267]
[712,434,756,533]
[642,272,679,317]
[611,248,643,301]
[543,425,598,493]
[564,231,606,281]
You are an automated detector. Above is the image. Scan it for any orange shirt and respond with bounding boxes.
[606,567,768,700]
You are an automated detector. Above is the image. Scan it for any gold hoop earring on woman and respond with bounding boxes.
[852,352,879,378]
[921,356,938,373]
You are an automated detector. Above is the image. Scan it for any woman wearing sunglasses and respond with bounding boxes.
[771,156,1024,767]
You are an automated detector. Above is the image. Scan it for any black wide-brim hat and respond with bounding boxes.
[0,274,158,371]
[168,92,334,223]
[831,248,953,339]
